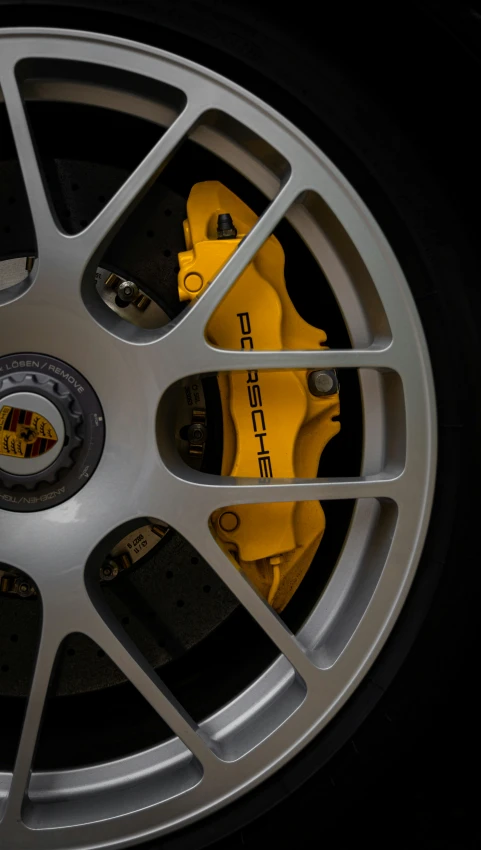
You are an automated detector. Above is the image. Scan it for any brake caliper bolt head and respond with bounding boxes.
[308,369,338,396]
[217,213,237,239]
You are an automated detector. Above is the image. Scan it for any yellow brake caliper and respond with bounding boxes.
[178,182,340,611]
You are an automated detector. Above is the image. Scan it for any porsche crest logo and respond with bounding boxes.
[0,405,58,459]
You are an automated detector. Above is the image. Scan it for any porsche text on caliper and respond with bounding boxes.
[178,182,340,611]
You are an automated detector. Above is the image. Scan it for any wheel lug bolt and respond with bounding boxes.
[308,369,338,396]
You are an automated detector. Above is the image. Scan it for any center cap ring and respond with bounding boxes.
[0,353,105,512]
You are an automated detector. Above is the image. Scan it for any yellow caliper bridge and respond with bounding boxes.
[178,182,340,611]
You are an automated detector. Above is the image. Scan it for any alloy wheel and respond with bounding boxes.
[0,28,436,849]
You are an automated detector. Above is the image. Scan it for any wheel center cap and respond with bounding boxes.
[0,353,105,512]
[0,391,65,475]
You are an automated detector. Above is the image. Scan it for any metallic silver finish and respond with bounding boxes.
[308,369,338,396]
[95,266,169,329]
[117,280,139,302]
[0,28,436,850]
[0,391,64,475]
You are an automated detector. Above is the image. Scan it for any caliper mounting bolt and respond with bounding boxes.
[217,213,237,239]
[308,369,339,396]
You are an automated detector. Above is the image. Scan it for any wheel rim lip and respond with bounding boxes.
[0,27,437,848]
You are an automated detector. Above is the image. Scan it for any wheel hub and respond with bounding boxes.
[0,353,105,511]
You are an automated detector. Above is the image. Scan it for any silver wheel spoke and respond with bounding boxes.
[0,50,203,290]
[0,59,60,253]
[158,465,404,524]
[203,473,401,508]
[74,103,204,268]
[210,345,394,373]
[82,601,220,770]
[171,176,305,341]
[174,522,318,684]
[1,623,62,827]
[207,345,394,374]
[159,342,395,384]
